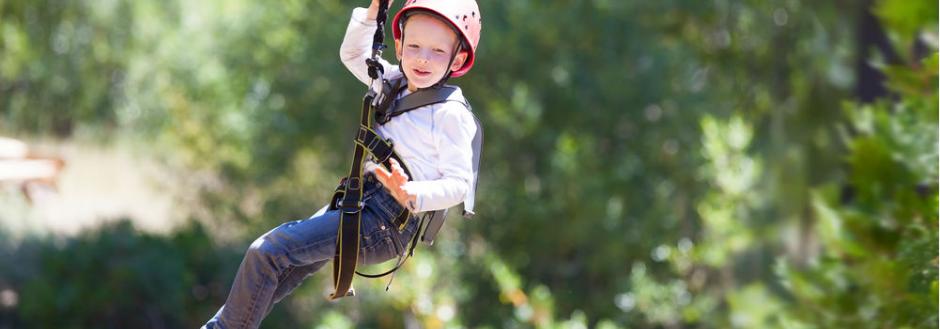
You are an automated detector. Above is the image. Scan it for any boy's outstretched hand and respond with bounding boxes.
[374,158,417,211]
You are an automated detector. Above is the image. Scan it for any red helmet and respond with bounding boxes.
[392,0,481,78]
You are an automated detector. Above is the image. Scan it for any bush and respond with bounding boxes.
[0,219,246,328]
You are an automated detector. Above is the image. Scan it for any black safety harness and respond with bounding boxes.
[327,0,482,300]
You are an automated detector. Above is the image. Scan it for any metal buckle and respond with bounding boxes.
[345,177,362,191]
[367,136,381,152]
[375,111,390,124]
[337,198,364,214]
[357,127,369,143]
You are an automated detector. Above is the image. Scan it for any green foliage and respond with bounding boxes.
[777,50,939,328]
[875,0,938,50]
[0,220,250,328]
[0,0,937,327]
[0,0,133,136]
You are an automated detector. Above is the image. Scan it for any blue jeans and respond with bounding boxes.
[203,174,419,329]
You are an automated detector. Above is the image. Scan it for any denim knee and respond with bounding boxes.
[246,236,287,270]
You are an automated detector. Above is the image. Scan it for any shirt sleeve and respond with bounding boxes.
[401,103,477,212]
[340,8,402,86]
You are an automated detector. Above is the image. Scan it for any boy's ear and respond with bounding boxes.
[394,39,403,60]
[450,50,468,72]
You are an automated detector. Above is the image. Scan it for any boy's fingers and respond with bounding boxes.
[374,167,404,196]
[388,158,408,180]
[398,171,409,182]
[374,166,391,182]
[393,170,408,183]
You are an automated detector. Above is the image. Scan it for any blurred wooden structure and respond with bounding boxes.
[0,137,65,202]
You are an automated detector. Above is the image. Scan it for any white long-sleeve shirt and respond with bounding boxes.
[340,8,477,213]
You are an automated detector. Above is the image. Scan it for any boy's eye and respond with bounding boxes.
[407,44,419,49]
[434,48,446,54]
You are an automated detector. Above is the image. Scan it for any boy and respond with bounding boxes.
[202,0,482,327]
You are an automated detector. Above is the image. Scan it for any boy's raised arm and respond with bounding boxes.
[339,6,401,86]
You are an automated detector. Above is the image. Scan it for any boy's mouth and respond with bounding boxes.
[412,68,432,78]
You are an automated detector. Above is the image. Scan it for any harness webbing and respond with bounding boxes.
[376,84,461,124]
[328,0,392,300]
[328,95,370,300]
[329,79,481,299]
[328,81,460,299]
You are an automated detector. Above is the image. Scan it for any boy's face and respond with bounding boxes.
[395,13,468,91]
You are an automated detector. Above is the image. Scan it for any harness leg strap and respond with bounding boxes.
[328,93,374,300]
[329,210,361,299]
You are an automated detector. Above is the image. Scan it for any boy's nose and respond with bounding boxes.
[417,50,431,64]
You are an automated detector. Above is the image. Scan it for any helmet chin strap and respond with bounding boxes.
[430,42,462,88]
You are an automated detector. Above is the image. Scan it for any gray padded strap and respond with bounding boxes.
[463,111,482,217]
[390,85,462,115]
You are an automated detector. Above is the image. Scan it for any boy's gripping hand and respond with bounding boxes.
[374,158,418,211]
[366,0,394,20]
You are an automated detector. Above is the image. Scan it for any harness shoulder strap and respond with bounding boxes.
[394,85,462,112]
[375,78,468,123]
